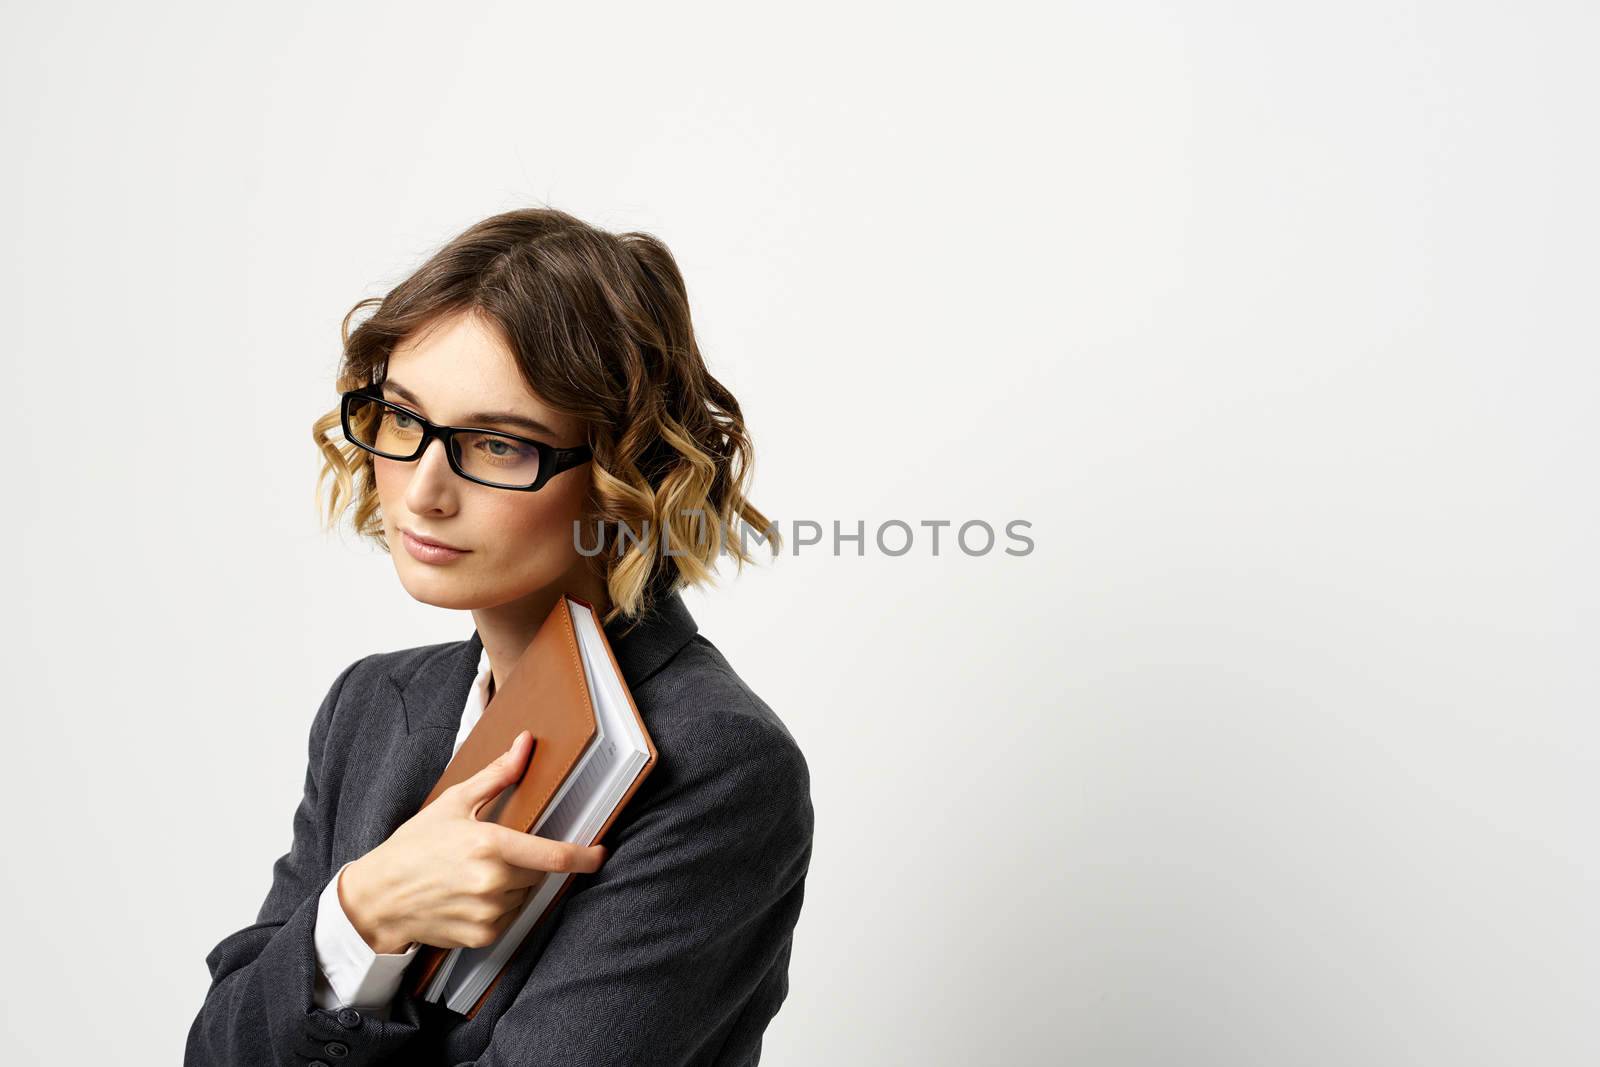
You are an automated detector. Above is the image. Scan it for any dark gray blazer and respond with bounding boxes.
[185,591,813,1066]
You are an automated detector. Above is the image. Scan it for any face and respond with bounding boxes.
[371,307,599,614]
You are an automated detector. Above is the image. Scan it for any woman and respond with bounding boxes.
[185,208,813,1067]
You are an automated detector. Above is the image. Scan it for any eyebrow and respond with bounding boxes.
[381,380,559,437]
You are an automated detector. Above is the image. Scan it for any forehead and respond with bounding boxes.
[383,310,568,430]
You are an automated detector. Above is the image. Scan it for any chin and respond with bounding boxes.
[394,561,484,610]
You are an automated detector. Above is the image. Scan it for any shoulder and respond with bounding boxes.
[626,634,812,829]
[639,633,808,774]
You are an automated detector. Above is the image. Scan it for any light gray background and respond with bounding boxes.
[2,3,1595,1064]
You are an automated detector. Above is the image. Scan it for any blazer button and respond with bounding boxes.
[325,1041,351,1057]
[336,1007,362,1028]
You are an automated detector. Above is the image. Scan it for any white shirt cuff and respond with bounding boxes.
[312,859,420,1014]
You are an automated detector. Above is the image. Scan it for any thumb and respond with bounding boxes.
[447,730,533,818]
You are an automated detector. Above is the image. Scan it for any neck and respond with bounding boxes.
[471,571,612,698]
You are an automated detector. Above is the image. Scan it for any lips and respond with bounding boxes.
[403,528,468,552]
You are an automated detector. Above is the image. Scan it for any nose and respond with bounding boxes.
[403,438,460,514]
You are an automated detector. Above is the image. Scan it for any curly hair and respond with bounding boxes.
[310,206,779,627]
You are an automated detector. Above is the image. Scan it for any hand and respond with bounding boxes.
[338,729,608,954]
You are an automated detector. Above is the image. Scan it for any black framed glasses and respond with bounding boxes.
[339,384,593,492]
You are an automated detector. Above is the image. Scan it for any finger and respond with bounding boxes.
[486,826,609,876]
[493,862,557,891]
[490,883,534,912]
[485,900,524,940]
[444,731,533,815]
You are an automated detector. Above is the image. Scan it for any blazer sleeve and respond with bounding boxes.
[184,655,435,1067]
[455,713,815,1066]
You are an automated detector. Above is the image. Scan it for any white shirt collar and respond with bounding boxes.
[452,643,495,756]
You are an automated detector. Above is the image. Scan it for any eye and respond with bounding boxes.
[475,436,535,459]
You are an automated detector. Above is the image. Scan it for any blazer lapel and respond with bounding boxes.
[402,629,486,734]
[334,633,483,864]
[363,632,485,845]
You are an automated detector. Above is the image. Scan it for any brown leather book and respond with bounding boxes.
[403,592,659,1019]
